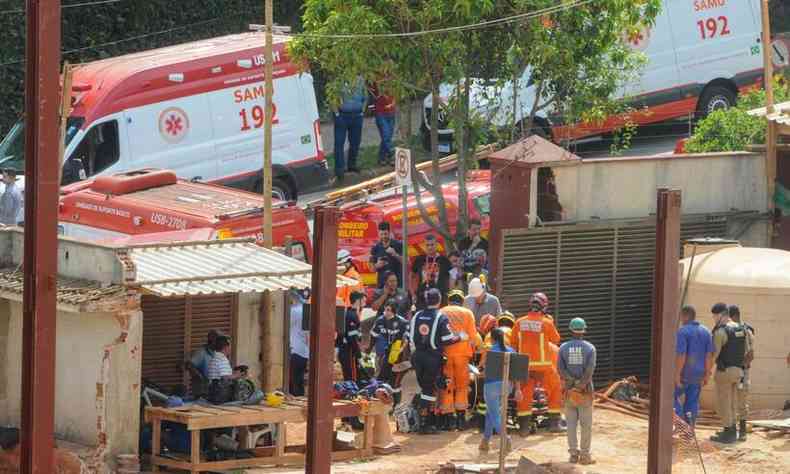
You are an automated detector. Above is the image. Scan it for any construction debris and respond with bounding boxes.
[595,378,722,428]
[749,418,790,434]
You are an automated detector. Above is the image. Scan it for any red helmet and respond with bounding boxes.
[530,292,549,311]
[479,314,497,335]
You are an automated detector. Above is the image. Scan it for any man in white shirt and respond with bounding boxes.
[289,289,310,396]
[207,336,241,381]
[0,169,23,226]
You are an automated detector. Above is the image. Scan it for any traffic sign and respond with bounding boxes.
[394,147,411,186]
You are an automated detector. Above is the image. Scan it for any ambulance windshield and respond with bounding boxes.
[0,117,84,172]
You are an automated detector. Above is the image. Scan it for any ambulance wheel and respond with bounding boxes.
[697,85,737,118]
[255,177,293,201]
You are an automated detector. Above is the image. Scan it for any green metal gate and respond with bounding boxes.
[499,215,728,385]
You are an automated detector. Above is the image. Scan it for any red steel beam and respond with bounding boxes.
[305,206,340,474]
[647,188,681,474]
[21,1,61,472]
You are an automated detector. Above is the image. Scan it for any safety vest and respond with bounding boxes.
[511,311,560,370]
[337,267,365,307]
[716,322,747,370]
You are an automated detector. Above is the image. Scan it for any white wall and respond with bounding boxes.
[0,299,142,465]
[235,290,287,391]
[553,152,767,222]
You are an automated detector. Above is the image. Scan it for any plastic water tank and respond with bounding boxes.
[681,246,790,410]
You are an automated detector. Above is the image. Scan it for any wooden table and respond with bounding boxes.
[144,399,386,473]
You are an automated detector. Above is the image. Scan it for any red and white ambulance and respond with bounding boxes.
[58,168,313,260]
[0,32,328,200]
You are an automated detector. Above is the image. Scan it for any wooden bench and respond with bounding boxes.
[144,399,386,473]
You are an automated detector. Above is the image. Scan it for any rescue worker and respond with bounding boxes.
[369,301,409,406]
[710,303,750,444]
[729,304,755,442]
[337,249,365,307]
[511,292,564,436]
[474,313,498,431]
[337,290,366,430]
[438,289,482,431]
[410,288,461,434]
[558,318,597,465]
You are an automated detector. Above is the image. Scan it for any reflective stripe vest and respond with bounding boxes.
[442,305,481,357]
[337,267,365,307]
[410,308,453,353]
[511,311,561,370]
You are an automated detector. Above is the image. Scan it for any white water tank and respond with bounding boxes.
[681,246,790,410]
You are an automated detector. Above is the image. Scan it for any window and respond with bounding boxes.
[0,117,84,173]
[69,120,120,181]
[473,193,491,216]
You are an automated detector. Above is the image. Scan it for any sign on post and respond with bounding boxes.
[394,147,411,186]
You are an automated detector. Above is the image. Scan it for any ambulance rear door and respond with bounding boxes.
[124,93,218,182]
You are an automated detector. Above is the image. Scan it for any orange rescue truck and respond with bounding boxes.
[58,168,312,259]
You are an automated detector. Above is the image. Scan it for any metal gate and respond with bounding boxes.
[141,294,238,390]
[499,215,728,385]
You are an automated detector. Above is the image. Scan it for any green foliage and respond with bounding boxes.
[0,0,305,136]
[684,76,790,153]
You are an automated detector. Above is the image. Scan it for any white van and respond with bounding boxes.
[0,32,329,200]
[423,0,769,149]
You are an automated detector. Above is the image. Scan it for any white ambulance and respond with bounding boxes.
[0,32,328,200]
[423,0,776,148]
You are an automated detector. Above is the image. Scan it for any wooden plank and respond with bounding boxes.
[362,414,374,451]
[275,422,287,458]
[190,430,201,469]
[152,418,161,472]
[188,409,305,430]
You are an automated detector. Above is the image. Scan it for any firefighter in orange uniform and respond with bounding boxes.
[511,292,564,436]
[337,250,365,307]
[439,289,482,431]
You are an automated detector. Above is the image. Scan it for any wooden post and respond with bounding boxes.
[498,352,511,474]
[762,0,777,237]
[647,189,681,474]
[306,207,340,474]
[262,0,274,248]
[260,290,273,391]
[57,61,73,187]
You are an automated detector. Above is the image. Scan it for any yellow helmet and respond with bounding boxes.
[497,311,515,327]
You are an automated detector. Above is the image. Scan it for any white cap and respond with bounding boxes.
[337,249,352,263]
[468,278,485,298]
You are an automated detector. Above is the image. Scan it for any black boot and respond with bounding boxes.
[738,420,747,442]
[456,411,468,431]
[710,426,737,444]
[440,414,453,431]
[477,413,486,433]
[393,391,402,407]
[419,413,439,435]
[518,416,531,438]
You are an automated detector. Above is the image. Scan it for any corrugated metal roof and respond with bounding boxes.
[748,101,790,125]
[0,267,126,306]
[125,239,356,297]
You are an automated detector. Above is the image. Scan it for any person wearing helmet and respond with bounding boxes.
[558,317,596,465]
[437,289,482,431]
[337,249,365,307]
[409,288,461,434]
[511,292,564,436]
[464,277,502,327]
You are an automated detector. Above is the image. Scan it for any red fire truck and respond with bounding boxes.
[58,168,313,260]
[337,170,491,286]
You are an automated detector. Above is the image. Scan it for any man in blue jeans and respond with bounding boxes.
[675,305,715,427]
[334,78,367,181]
[370,83,397,165]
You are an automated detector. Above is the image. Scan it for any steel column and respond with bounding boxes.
[647,188,681,474]
[305,206,340,474]
[21,0,62,472]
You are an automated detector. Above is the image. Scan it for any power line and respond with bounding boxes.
[1,0,128,15]
[292,0,596,39]
[0,17,224,68]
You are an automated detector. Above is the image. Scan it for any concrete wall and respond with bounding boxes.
[235,290,287,392]
[553,152,767,222]
[0,299,142,470]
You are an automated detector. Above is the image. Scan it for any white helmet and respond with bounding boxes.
[337,249,353,264]
[468,278,485,298]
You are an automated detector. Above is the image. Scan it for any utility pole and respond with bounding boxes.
[57,61,73,186]
[22,0,61,471]
[262,0,274,248]
[762,0,777,235]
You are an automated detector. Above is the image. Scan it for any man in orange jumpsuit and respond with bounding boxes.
[337,249,365,307]
[439,289,482,431]
[511,292,564,436]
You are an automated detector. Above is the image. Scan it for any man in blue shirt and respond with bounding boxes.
[333,77,367,181]
[558,318,597,466]
[675,305,714,427]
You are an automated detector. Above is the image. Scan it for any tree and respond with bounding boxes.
[291,0,660,248]
[684,75,790,153]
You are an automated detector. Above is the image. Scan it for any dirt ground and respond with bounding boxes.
[248,371,790,474]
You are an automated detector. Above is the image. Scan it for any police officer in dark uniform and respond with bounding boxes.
[710,303,750,444]
[337,290,366,430]
[410,288,460,434]
[370,301,409,406]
